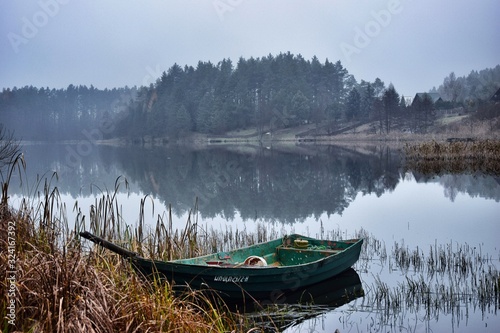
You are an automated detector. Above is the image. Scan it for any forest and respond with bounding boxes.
[0,85,136,141]
[1,53,499,141]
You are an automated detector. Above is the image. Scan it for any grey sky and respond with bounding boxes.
[1,0,498,96]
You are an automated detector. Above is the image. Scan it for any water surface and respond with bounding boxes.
[8,143,500,332]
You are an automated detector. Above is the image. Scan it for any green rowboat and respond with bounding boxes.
[79,232,363,300]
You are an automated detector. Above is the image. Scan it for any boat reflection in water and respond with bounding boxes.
[235,268,364,332]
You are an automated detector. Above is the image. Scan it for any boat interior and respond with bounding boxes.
[175,236,351,268]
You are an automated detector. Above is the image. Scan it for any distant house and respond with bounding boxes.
[411,92,458,115]
[411,93,443,107]
[490,88,500,103]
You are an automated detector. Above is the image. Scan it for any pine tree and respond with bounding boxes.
[382,84,399,133]
[290,90,310,125]
[399,95,407,109]
[360,82,375,119]
[346,88,361,121]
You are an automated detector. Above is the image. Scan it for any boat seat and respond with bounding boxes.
[277,246,341,265]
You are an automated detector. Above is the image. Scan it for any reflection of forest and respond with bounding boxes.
[10,144,500,222]
[103,145,403,223]
[413,173,500,203]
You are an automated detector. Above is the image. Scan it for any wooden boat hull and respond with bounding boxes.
[80,232,363,300]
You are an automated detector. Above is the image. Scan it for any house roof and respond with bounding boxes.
[413,93,443,103]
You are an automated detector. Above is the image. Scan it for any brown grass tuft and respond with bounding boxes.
[0,167,250,332]
[403,139,500,175]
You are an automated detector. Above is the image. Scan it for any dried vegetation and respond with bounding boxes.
[0,159,258,333]
[403,139,500,175]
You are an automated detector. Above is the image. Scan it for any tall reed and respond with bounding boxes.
[403,139,500,175]
[0,162,253,332]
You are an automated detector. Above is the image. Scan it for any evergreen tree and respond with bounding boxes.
[290,90,310,125]
[399,95,407,109]
[372,78,386,98]
[196,92,215,133]
[346,88,361,121]
[411,93,435,133]
[174,105,192,137]
[382,84,399,133]
[360,82,375,119]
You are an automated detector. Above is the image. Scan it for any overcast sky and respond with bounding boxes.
[1,0,498,96]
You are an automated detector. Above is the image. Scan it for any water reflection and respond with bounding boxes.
[11,144,500,223]
[5,143,499,333]
[413,172,500,202]
[245,268,363,332]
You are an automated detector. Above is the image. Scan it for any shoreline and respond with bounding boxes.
[16,115,500,148]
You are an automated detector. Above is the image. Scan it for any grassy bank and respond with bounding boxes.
[0,172,260,333]
[171,112,500,147]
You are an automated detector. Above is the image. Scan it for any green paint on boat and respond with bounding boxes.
[80,232,363,301]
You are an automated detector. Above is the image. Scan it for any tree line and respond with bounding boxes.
[0,85,135,141]
[117,53,396,139]
[432,65,500,105]
[119,52,480,138]
[1,53,498,141]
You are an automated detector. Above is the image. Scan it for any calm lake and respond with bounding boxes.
[9,142,500,332]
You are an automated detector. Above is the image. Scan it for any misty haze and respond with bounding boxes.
[1,1,499,332]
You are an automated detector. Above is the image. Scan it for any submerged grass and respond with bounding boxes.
[0,164,260,332]
[362,237,500,329]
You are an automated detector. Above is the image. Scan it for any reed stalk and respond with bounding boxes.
[403,139,500,175]
[0,164,254,332]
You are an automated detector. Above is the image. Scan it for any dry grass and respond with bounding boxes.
[403,139,500,175]
[0,236,241,332]
[0,163,255,332]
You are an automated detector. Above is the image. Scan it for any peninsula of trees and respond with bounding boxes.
[1,53,499,142]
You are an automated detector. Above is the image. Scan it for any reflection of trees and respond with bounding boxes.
[415,173,500,203]
[105,145,403,223]
[11,144,136,198]
[19,144,500,222]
